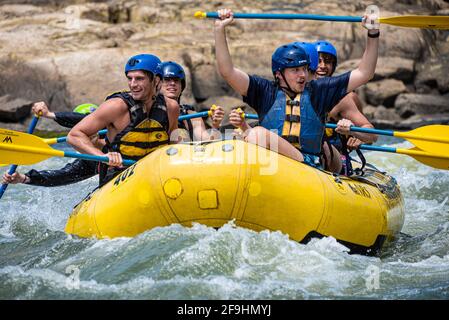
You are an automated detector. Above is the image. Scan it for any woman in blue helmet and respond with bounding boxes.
[159,61,225,142]
[215,8,380,167]
[68,53,177,185]
[314,40,378,174]
[2,103,102,186]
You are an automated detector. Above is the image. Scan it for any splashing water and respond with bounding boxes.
[0,138,448,299]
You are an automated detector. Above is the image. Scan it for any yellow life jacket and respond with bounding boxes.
[105,92,169,161]
[281,93,302,148]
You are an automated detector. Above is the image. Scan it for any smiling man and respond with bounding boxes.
[214,8,380,168]
[68,54,174,185]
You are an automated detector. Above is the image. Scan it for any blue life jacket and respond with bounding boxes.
[259,87,325,155]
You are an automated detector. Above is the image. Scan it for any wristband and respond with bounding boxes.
[368,31,380,38]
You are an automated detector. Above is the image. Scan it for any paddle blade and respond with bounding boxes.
[0,129,55,165]
[401,147,449,170]
[379,16,449,29]
[398,125,449,154]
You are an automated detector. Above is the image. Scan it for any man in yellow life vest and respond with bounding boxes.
[68,54,177,185]
[214,8,380,169]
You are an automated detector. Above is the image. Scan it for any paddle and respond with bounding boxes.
[43,129,108,145]
[325,123,449,154]
[195,11,449,29]
[0,109,217,166]
[0,116,40,199]
[40,109,215,145]
[359,144,449,170]
[0,129,136,167]
[240,113,449,169]
[243,113,449,153]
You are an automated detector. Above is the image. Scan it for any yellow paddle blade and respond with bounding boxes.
[0,129,63,165]
[397,147,449,170]
[379,16,449,29]
[394,125,449,154]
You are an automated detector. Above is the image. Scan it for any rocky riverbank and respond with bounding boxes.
[0,0,448,132]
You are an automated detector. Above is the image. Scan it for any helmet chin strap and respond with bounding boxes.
[151,77,161,101]
[278,71,297,99]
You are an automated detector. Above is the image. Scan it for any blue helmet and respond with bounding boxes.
[292,42,319,72]
[160,61,186,91]
[271,43,310,75]
[314,40,338,72]
[125,54,162,77]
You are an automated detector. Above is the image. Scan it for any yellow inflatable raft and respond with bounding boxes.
[65,140,404,255]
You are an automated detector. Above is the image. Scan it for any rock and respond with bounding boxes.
[0,56,69,111]
[26,49,132,110]
[0,95,33,122]
[420,0,449,11]
[351,12,427,60]
[190,64,236,101]
[0,0,448,129]
[107,0,133,24]
[0,4,45,19]
[401,113,449,128]
[365,79,408,107]
[371,112,449,130]
[373,57,415,83]
[362,105,377,120]
[395,93,449,118]
[334,59,359,76]
[372,105,403,122]
[415,55,449,94]
[64,3,109,23]
[337,57,415,83]
[128,5,158,24]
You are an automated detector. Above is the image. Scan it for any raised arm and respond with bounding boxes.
[347,14,380,93]
[214,9,250,96]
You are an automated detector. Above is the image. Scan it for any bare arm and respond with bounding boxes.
[190,106,224,141]
[214,9,250,96]
[335,96,378,144]
[32,101,55,119]
[347,15,380,93]
[165,96,180,135]
[67,98,126,156]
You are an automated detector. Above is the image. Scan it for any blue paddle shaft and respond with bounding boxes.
[178,111,210,121]
[56,129,108,144]
[0,116,40,198]
[325,123,394,136]
[244,113,259,120]
[359,144,397,153]
[205,12,362,22]
[63,151,136,166]
[54,114,208,145]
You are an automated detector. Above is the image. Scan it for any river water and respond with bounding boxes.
[1,137,448,299]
